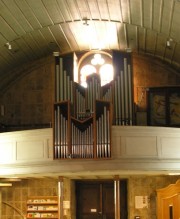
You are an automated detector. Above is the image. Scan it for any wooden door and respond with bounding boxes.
[76,181,114,219]
[162,195,180,219]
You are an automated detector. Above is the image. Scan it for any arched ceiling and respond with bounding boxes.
[0,0,179,85]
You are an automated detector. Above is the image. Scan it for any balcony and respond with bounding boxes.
[0,126,180,178]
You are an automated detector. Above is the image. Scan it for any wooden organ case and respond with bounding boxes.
[156,180,180,219]
[53,51,134,159]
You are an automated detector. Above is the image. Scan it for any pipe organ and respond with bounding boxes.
[53,51,134,159]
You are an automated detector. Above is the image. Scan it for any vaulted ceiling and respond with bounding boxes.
[0,0,179,87]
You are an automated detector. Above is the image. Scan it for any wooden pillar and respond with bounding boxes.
[114,176,120,219]
[58,176,64,219]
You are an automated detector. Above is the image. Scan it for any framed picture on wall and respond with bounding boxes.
[169,91,180,126]
[147,87,180,127]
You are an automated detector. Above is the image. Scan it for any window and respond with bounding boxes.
[78,52,113,87]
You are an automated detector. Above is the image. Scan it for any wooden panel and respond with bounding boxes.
[130,0,142,26]
[108,0,122,21]
[76,181,115,219]
[84,0,100,20]
[111,136,121,157]
[66,0,82,21]
[69,22,90,50]
[0,141,15,163]
[137,26,145,52]
[43,0,65,23]
[116,23,127,50]
[94,21,110,49]
[0,16,17,41]
[56,0,74,21]
[49,24,71,52]
[160,137,180,158]
[0,128,52,164]
[121,0,131,23]
[25,0,53,27]
[15,37,38,61]
[30,30,50,56]
[112,126,180,159]
[105,22,119,50]
[97,0,110,21]
[76,183,100,219]
[142,0,153,29]
[164,41,176,64]
[40,27,59,47]
[126,24,137,50]
[160,0,173,34]
[0,1,26,36]
[60,23,79,51]
[146,29,157,53]
[121,136,157,157]
[22,33,42,58]
[171,1,180,39]
[172,44,180,67]
[0,0,179,83]
[155,34,166,58]
[102,183,114,219]
[16,140,45,160]
[0,126,180,167]
[152,0,162,32]
[76,0,91,18]
[6,0,41,30]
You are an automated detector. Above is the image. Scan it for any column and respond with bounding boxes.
[58,176,64,219]
[114,176,120,219]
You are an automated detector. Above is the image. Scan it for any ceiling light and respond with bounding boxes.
[168,172,180,175]
[83,17,89,26]
[6,42,12,50]
[0,183,12,187]
[166,38,173,47]
[53,51,60,56]
[167,41,170,47]
[0,178,21,182]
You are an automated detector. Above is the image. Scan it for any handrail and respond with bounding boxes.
[2,201,26,219]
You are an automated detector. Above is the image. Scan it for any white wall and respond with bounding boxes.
[0,128,53,164]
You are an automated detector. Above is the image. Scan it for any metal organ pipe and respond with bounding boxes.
[117,75,121,125]
[107,109,110,157]
[55,63,60,102]
[124,58,129,124]
[96,105,110,158]
[104,106,107,157]
[71,122,94,158]
[54,108,58,158]
[120,70,125,124]
[103,87,112,102]
[60,58,63,101]
[114,80,118,125]
[128,64,133,125]
[54,55,134,160]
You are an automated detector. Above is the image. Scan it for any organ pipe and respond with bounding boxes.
[54,53,133,159]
